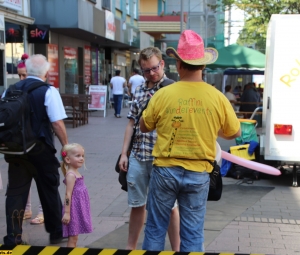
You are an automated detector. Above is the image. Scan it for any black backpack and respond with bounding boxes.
[0,81,48,155]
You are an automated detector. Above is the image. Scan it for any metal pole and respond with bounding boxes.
[205,10,208,47]
[180,0,184,33]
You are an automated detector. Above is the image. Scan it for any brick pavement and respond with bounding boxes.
[0,107,300,254]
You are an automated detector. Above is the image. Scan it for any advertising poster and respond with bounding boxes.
[48,44,59,88]
[84,46,91,85]
[5,21,23,43]
[28,24,50,44]
[89,85,107,117]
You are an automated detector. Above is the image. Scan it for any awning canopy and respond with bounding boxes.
[208,44,266,69]
[223,69,264,75]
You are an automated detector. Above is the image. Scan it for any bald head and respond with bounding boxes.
[26,54,50,79]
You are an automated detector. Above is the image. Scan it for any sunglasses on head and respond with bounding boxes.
[141,61,161,74]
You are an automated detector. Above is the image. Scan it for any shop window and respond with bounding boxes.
[133,1,137,19]
[126,0,130,15]
[5,22,24,76]
[102,0,111,10]
[162,0,165,13]
[84,46,91,86]
[64,47,78,94]
[115,0,121,10]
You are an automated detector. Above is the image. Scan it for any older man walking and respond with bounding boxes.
[3,54,68,245]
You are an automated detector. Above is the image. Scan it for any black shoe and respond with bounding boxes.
[3,236,29,245]
[50,236,68,244]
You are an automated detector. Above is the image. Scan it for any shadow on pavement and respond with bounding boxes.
[87,183,274,250]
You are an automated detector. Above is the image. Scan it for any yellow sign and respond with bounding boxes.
[0,251,12,254]
[238,78,243,82]
[230,144,255,160]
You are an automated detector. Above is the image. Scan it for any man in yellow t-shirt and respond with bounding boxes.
[140,30,241,252]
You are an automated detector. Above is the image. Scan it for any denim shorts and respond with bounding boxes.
[142,165,209,252]
[127,154,153,207]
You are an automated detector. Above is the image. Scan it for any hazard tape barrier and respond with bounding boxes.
[0,245,265,255]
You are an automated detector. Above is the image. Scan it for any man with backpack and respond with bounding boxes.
[2,54,68,245]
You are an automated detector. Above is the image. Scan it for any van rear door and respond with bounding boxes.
[263,14,300,162]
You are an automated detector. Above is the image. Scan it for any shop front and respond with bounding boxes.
[0,0,34,94]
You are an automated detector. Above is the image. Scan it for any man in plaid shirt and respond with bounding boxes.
[119,47,180,251]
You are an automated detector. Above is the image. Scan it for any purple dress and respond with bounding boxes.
[63,173,93,237]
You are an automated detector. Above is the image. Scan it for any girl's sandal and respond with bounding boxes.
[23,210,32,220]
[30,215,44,225]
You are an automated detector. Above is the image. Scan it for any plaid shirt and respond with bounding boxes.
[127,75,167,161]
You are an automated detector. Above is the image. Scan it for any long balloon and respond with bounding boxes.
[221,150,281,176]
[215,141,221,163]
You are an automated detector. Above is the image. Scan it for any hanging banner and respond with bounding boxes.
[1,0,22,12]
[88,85,107,117]
[105,10,116,40]
[48,44,59,88]
[84,45,91,85]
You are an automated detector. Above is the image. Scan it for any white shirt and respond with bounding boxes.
[129,74,145,94]
[110,76,126,95]
[2,76,67,122]
[224,91,238,111]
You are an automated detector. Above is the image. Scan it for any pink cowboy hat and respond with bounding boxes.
[166,30,218,65]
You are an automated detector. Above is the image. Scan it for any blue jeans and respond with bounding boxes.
[113,94,123,115]
[142,166,209,252]
[127,154,153,207]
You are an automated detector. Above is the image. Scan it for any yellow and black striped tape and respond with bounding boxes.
[0,245,265,255]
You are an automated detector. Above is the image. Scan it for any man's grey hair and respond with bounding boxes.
[25,54,50,77]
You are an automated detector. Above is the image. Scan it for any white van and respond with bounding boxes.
[260,14,300,186]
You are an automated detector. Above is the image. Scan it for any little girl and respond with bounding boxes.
[61,143,92,247]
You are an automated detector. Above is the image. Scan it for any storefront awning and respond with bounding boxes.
[51,28,139,51]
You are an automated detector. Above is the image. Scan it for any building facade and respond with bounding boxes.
[28,0,144,94]
[138,0,186,81]
[165,0,225,49]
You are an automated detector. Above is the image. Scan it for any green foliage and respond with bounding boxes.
[215,0,300,52]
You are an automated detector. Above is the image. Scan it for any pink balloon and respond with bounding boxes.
[221,151,281,176]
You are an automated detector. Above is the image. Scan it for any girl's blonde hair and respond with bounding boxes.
[61,143,85,176]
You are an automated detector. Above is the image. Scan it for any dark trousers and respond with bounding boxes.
[4,141,62,245]
[113,94,123,115]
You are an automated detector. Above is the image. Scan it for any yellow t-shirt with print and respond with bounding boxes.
[142,81,240,173]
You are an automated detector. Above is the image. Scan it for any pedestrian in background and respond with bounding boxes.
[239,82,261,118]
[110,70,127,118]
[119,47,180,251]
[140,30,241,252]
[224,85,238,111]
[61,143,92,247]
[128,68,145,99]
[3,54,68,245]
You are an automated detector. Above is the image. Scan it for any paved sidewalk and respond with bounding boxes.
[0,108,300,254]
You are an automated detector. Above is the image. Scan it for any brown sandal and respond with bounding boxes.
[30,214,44,225]
[23,210,32,220]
